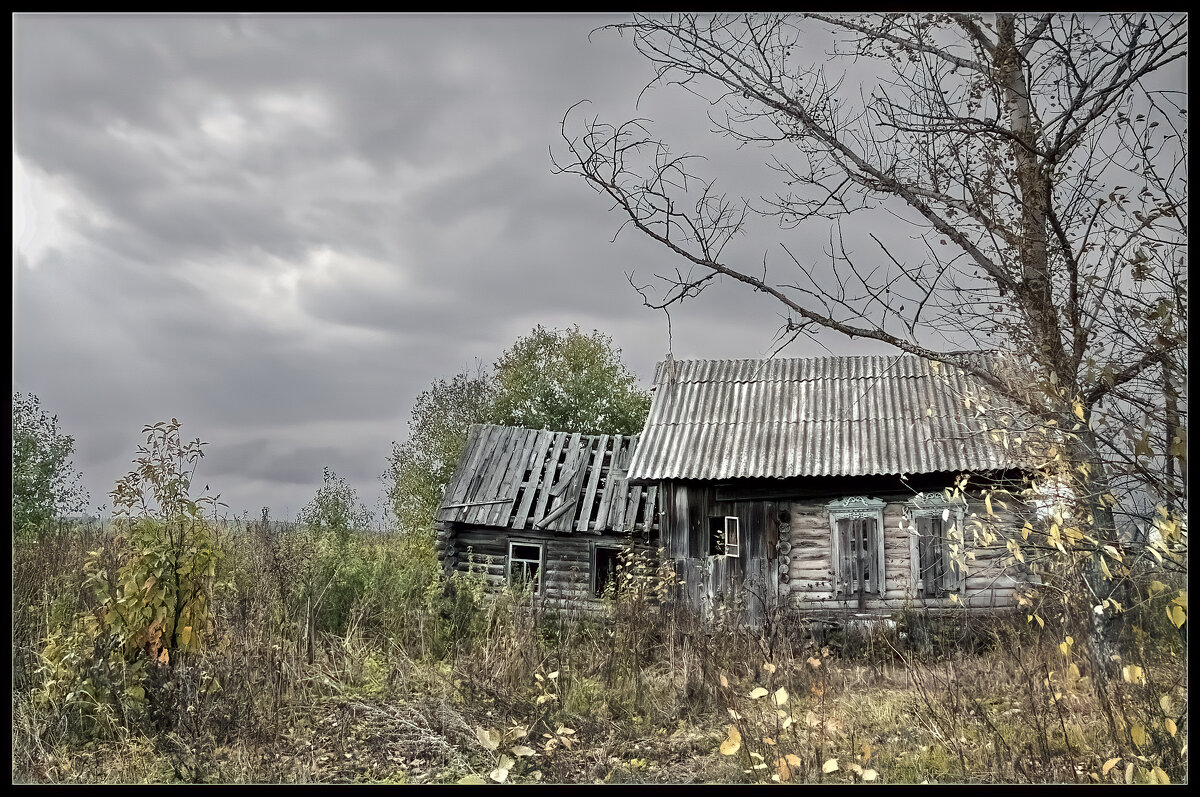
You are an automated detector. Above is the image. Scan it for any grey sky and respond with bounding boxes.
[14,13,897,519]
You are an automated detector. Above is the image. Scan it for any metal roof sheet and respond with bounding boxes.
[626,355,1029,481]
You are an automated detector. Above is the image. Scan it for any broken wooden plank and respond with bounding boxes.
[576,434,609,532]
[534,495,577,529]
[512,429,554,529]
[593,435,622,532]
[485,426,538,527]
[641,485,659,531]
[440,424,491,521]
[531,432,569,529]
[470,426,517,525]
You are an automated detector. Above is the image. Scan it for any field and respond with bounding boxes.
[11,518,1188,785]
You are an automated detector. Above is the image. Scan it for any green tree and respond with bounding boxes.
[488,325,651,435]
[384,368,495,535]
[384,326,651,534]
[298,466,374,545]
[12,391,89,539]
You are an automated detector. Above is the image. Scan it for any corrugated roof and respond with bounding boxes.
[436,424,659,533]
[626,355,1029,481]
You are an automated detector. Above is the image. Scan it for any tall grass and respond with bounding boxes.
[11,519,1187,784]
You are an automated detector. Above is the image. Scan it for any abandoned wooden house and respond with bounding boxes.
[434,424,660,608]
[624,355,1033,619]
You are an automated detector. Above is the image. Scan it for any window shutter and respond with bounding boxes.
[873,516,886,597]
[944,514,965,594]
[835,517,849,596]
[907,513,920,596]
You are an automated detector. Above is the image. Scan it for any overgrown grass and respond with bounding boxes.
[11,519,1188,784]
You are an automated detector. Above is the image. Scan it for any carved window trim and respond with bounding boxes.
[826,497,886,598]
[905,493,967,597]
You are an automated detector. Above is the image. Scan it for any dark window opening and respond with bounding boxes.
[708,516,740,557]
[594,547,621,597]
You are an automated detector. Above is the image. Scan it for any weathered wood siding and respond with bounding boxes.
[785,494,1024,613]
[659,482,783,620]
[438,523,658,611]
[654,477,1029,617]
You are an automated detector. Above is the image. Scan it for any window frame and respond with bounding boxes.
[723,516,740,558]
[826,497,886,598]
[507,540,545,594]
[905,493,967,597]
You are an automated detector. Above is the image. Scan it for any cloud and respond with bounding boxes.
[14,14,889,517]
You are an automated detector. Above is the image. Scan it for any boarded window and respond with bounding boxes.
[835,516,882,596]
[594,546,621,597]
[508,542,543,593]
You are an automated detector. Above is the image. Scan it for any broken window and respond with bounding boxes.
[708,516,740,557]
[508,542,543,593]
[593,546,621,597]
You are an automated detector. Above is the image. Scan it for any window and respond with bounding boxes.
[593,546,621,597]
[708,516,740,558]
[907,495,965,597]
[508,542,543,593]
[827,497,886,600]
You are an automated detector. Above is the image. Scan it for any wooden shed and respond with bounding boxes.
[625,355,1034,620]
[434,424,660,608]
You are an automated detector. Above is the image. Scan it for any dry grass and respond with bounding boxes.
[11,522,1188,785]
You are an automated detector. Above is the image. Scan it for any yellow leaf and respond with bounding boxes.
[773,687,789,707]
[1131,725,1146,747]
[1125,762,1134,784]
[720,673,729,688]
[457,774,488,785]
[1165,719,1177,737]
[823,758,839,774]
[158,647,170,665]
[1167,605,1186,628]
[1102,758,1120,776]
[476,727,500,751]
[1123,665,1145,685]
[511,745,536,757]
[548,670,559,680]
[1151,766,1170,784]
[862,769,878,782]
[1034,614,1044,629]
[847,762,863,775]
[763,662,776,673]
[807,656,821,669]
[1160,694,1173,714]
[719,725,742,756]
[749,687,769,700]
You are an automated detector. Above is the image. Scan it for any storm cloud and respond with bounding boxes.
[14,14,890,518]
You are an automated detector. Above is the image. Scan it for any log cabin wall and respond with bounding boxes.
[783,494,1024,613]
[658,475,1028,617]
[438,523,659,612]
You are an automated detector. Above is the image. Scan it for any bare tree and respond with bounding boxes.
[554,13,1186,661]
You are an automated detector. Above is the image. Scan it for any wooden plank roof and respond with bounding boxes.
[436,424,659,533]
